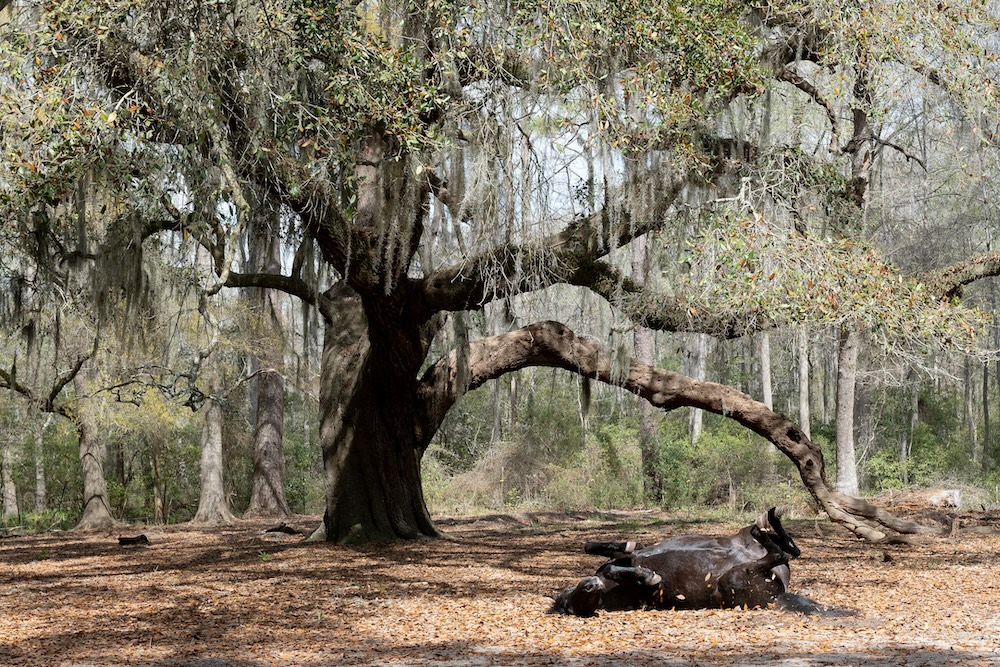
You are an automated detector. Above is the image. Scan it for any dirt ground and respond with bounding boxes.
[1,511,998,667]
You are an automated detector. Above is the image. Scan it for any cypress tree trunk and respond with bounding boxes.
[835,329,860,496]
[1,434,18,520]
[74,413,115,530]
[192,396,236,524]
[245,216,290,518]
[246,365,289,517]
[72,374,114,530]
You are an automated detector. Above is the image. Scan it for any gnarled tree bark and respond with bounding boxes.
[311,283,440,544]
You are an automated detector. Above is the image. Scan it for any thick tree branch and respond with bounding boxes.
[568,260,756,338]
[221,270,323,310]
[414,176,687,318]
[929,250,1000,300]
[47,353,91,413]
[776,66,841,152]
[418,321,944,541]
[0,367,36,404]
[159,190,334,320]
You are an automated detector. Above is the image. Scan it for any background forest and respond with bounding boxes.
[2,0,1000,536]
[4,289,999,530]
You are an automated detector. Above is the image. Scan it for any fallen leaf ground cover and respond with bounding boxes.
[1,511,998,666]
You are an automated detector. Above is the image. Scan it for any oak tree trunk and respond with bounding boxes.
[314,285,438,544]
[316,311,942,544]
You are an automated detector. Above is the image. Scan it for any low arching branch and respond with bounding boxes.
[0,353,89,419]
[418,320,945,542]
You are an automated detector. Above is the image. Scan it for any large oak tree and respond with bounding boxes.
[4,0,1000,542]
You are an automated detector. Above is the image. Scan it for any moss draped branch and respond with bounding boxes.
[930,251,1000,301]
[413,176,686,318]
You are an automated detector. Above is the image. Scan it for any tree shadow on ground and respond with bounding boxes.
[2,512,999,666]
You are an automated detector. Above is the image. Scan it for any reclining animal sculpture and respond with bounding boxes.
[551,507,842,616]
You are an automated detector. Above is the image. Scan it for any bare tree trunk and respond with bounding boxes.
[73,377,115,530]
[835,329,860,496]
[901,381,917,486]
[111,436,126,517]
[34,414,49,513]
[965,357,979,462]
[980,360,989,470]
[632,233,660,500]
[1,430,18,520]
[793,329,810,440]
[508,374,518,432]
[759,332,773,410]
[192,395,236,524]
[246,363,290,517]
[490,380,503,444]
[245,213,290,518]
[689,334,709,446]
[831,59,872,499]
[821,332,833,425]
[151,437,164,523]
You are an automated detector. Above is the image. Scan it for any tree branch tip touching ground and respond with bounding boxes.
[420,320,954,543]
